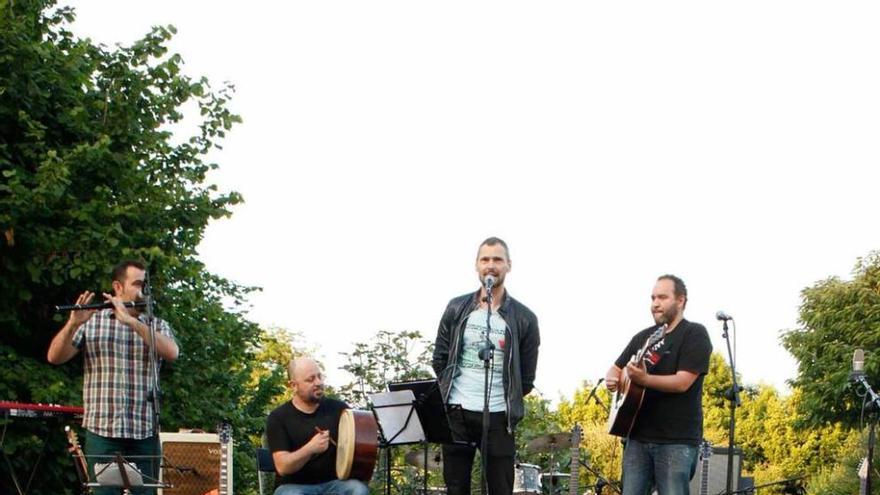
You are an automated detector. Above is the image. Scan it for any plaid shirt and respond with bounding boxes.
[72,309,176,439]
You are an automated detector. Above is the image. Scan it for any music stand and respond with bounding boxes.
[386,379,458,495]
[369,389,424,495]
[388,379,454,444]
[371,389,426,446]
[83,453,168,492]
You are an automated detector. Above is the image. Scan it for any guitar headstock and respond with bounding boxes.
[636,324,667,361]
[218,423,232,444]
[648,324,667,347]
[700,439,711,460]
[65,425,80,448]
[570,424,582,447]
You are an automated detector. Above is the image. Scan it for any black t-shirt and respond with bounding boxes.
[614,319,712,445]
[266,398,348,485]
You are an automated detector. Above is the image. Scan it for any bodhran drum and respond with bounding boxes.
[513,463,542,495]
[336,409,379,481]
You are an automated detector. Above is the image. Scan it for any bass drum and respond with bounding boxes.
[336,409,379,481]
[513,463,542,494]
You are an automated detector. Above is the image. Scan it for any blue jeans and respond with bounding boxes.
[274,479,370,495]
[622,439,698,495]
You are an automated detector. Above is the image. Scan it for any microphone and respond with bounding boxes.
[55,301,148,312]
[483,275,496,290]
[715,310,733,321]
[851,349,865,380]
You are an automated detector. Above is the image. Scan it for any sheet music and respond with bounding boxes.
[369,390,425,445]
[94,461,144,487]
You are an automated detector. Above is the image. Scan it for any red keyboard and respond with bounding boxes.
[0,401,84,420]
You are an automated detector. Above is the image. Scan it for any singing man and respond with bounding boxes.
[432,237,541,495]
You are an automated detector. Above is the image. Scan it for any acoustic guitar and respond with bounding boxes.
[65,425,90,486]
[607,324,666,437]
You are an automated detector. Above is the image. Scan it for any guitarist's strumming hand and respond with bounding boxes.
[605,368,621,392]
[625,361,649,387]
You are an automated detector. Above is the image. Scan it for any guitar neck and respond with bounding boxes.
[569,426,580,495]
[219,441,228,494]
[65,427,90,484]
[700,456,709,495]
[218,424,232,495]
[699,441,711,495]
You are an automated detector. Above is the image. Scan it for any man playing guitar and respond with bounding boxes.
[605,275,712,495]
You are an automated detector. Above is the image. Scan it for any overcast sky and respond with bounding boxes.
[67,1,880,403]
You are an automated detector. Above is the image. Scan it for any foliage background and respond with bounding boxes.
[1,1,879,494]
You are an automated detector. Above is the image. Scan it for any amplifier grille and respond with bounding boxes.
[160,432,232,495]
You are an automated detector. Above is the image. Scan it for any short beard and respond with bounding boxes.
[653,306,678,325]
[305,390,323,404]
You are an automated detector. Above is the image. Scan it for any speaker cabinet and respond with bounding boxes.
[688,446,742,495]
[159,432,233,495]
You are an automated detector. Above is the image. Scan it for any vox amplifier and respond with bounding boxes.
[159,429,233,495]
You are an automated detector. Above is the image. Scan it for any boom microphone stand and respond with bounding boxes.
[579,460,622,495]
[585,378,609,413]
[851,350,880,495]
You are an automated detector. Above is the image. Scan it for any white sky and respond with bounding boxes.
[67,1,880,402]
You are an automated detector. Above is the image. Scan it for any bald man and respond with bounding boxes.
[265,359,368,495]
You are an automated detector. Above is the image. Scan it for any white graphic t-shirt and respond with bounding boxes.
[447,308,507,412]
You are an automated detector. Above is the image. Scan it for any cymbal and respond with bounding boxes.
[405,450,444,470]
[541,472,572,479]
[526,432,572,452]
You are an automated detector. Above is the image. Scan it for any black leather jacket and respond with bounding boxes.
[431,289,540,431]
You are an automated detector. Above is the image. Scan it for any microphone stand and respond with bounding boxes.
[852,373,880,495]
[721,318,740,495]
[143,270,162,441]
[579,459,621,495]
[478,281,496,495]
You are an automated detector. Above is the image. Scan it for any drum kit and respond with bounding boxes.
[332,405,596,495]
[515,431,577,495]
[394,430,581,495]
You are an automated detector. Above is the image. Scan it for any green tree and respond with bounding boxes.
[734,386,855,492]
[338,330,434,408]
[250,327,317,411]
[781,251,880,428]
[557,381,625,491]
[779,251,880,494]
[338,330,435,495]
[552,354,861,494]
[0,1,273,492]
[701,352,738,447]
[516,394,563,467]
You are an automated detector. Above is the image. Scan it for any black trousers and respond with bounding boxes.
[442,410,515,495]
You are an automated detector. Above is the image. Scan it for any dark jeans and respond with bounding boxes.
[84,430,160,495]
[621,439,698,495]
[273,479,370,495]
[442,410,514,495]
